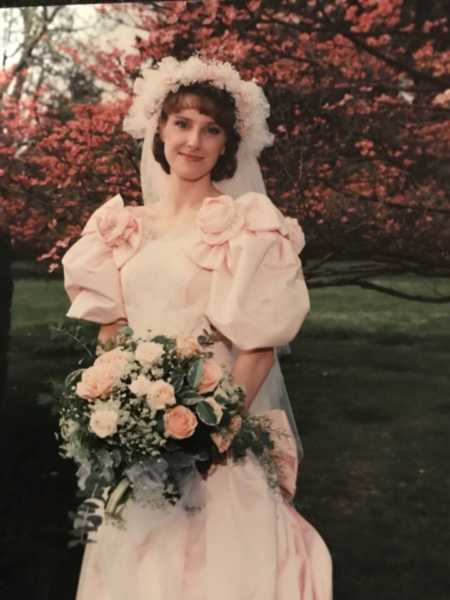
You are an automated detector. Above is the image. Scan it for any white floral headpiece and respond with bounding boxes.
[122,56,274,156]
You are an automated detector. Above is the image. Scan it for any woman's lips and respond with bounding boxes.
[179,153,203,162]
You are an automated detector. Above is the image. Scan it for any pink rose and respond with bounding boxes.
[197,359,224,394]
[76,365,118,401]
[89,408,119,438]
[95,205,139,247]
[135,341,164,366]
[94,348,131,378]
[175,335,201,358]
[164,405,198,439]
[285,217,305,255]
[197,195,244,245]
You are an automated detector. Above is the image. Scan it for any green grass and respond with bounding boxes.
[3,274,450,599]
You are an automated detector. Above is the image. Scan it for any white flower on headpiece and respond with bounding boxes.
[122,56,274,157]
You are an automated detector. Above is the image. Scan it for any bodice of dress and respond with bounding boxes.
[120,230,235,368]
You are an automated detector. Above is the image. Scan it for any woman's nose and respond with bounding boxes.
[186,127,201,148]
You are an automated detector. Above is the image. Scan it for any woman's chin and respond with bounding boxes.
[172,167,212,183]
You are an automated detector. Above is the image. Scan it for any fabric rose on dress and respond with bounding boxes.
[95,204,139,248]
[76,366,119,401]
[175,335,201,358]
[284,217,305,255]
[89,408,119,438]
[197,195,244,245]
[135,341,164,366]
[164,405,198,439]
[129,376,176,411]
[197,359,224,394]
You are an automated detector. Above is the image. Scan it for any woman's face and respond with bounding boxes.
[159,104,226,183]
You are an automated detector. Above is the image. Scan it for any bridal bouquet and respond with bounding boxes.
[54,326,279,546]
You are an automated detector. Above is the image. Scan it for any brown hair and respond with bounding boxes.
[153,82,241,181]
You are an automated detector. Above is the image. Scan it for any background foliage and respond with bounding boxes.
[0,1,449,300]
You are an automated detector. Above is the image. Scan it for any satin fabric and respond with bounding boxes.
[62,194,333,599]
[62,193,310,350]
[75,410,332,600]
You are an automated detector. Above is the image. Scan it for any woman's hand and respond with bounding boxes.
[97,319,128,348]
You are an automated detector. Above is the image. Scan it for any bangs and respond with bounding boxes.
[161,84,237,131]
[165,93,221,123]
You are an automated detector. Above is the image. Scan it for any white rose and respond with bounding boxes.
[129,374,156,398]
[89,408,119,438]
[145,380,176,411]
[135,341,165,366]
[129,376,176,411]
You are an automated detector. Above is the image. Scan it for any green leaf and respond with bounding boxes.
[182,395,204,406]
[195,401,218,426]
[152,335,175,348]
[170,371,184,393]
[187,359,203,388]
[214,393,228,404]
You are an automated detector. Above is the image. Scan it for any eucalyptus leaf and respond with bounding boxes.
[152,335,175,348]
[214,393,228,404]
[187,359,204,388]
[170,371,185,393]
[195,401,218,426]
[182,395,204,406]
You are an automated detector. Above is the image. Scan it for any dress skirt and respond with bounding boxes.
[75,411,332,600]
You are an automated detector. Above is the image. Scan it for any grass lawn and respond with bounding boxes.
[2,273,449,599]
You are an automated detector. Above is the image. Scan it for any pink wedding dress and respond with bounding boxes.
[62,193,333,600]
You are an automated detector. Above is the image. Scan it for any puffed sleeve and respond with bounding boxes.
[186,192,310,351]
[61,194,143,324]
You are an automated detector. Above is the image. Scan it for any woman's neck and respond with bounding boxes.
[160,175,221,218]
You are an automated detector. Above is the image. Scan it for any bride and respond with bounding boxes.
[62,56,333,600]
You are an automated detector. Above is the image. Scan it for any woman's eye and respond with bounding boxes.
[208,126,222,135]
[174,120,187,128]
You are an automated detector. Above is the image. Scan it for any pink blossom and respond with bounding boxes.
[197,359,224,394]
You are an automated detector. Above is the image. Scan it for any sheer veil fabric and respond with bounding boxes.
[139,117,304,464]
